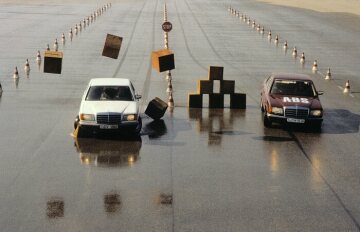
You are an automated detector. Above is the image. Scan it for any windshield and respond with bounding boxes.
[86,86,134,101]
[270,79,316,97]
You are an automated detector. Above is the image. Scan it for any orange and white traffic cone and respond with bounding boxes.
[24,59,30,77]
[13,66,19,79]
[325,68,332,80]
[344,80,350,93]
[300,52,305,64]
[312,60,318,72]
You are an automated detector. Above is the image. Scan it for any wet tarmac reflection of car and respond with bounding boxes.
[74,138,142,167]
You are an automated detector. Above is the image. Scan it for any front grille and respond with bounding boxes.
[285,107,309,119]
[97,113,122,124]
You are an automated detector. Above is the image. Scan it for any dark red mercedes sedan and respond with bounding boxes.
[260,73,323,129]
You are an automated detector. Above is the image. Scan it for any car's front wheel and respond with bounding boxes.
[263,112,272,128]
[74,115,80,129]
[133,116,142,136]
[310,121,322,132]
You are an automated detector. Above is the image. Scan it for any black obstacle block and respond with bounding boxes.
[188,93,203,108]
[220,80,235,94]
[230,93,246,109]
[44,51,63,74]
[197,80,213,94]
[145,97,168,120]
[209,93,224,108]
[208,66,224,80]
[102,34,123,59]
[152,49,175,72]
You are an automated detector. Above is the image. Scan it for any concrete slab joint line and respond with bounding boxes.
[188,66,246,109]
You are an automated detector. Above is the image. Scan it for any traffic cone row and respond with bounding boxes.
[226,5,355,95]
[61,3,112,45]
[2,4,112,94]
[228,6,317,70]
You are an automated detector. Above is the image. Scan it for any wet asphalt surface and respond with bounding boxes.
[1,0,360,231]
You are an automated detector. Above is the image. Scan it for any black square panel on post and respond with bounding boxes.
[102,34,123,59]
[44,51,63,74]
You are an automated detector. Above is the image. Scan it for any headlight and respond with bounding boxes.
[271,107,284,115]
[80,114,95,121]
[310,110,322,117]
[123,114,137,121]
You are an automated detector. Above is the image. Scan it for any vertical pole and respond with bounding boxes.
[164,3,174,109]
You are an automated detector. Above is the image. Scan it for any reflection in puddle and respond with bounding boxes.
[142,119,167,139]
[270,149,279,173]
[74,138,142,167]
[14,78,19,89]
[104,192,121,214]
[46,197,64,219]
[188,108,246,146]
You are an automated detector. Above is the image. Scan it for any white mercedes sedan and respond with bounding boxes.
[75,78,142,136]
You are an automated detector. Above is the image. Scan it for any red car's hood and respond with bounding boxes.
[269,94,322,109]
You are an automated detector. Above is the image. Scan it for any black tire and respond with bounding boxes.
[263,112,272,128]
[260,102,265,112]
[74,115,80,129]
[310,122,322,132]
[133,116,142,136]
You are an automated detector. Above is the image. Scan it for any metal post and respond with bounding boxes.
[163,3,174,109]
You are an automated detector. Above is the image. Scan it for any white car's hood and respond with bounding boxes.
[80,101,138,115]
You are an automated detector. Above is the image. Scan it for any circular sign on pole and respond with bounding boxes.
[162,21,172,32]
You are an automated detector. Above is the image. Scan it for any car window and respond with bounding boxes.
[86,86,134,101]
[270,80,316,97]
[265,76,273,91]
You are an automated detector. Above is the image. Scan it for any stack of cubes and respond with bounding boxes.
[188,66,246,109]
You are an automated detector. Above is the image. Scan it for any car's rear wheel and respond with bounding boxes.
[263,112,272,128]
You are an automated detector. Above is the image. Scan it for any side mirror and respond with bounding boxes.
[317,91,324,96]
[135,94,142,100]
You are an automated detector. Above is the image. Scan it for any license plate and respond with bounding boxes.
[99,124,118,129]
[287,118,305,123]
